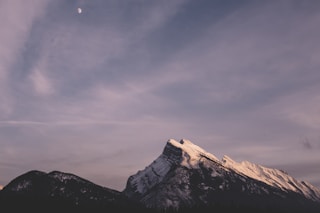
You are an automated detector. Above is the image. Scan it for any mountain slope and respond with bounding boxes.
[124,139,320,211]
[222,155,320,201]
[0,170,135,212]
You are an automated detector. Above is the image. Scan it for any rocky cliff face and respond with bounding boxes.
[124,139,320,210]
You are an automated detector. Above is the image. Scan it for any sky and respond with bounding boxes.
[1,0,320,191]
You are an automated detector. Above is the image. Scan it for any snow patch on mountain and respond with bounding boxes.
[126,139,221,196]
[167,139,219,168]
[126,152,172,195]
[222,155,320,201]
[168,139,320,201]
[48,171,85,184]
[11,179,32,192]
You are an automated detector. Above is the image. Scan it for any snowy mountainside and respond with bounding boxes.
[124,139,320,209]
[124,139,219,197]
[222,155,320,201]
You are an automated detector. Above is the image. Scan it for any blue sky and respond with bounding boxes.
[1,0,320,190]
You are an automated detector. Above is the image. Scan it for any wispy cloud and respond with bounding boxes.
[29,69,54,96]
[0,0,49,116]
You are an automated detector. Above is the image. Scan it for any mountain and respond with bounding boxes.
[0,170,139,213]
[124,139,320,212]
[1,138,320,212]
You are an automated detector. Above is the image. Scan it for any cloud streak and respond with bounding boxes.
[0,0,48,116]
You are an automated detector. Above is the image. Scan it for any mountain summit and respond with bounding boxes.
[124,139,320,211]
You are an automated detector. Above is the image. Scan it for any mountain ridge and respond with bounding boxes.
[124,139,320,211]
[1,138,320,212]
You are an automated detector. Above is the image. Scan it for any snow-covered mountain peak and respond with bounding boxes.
[165,138,219,168]
[125,139,221,198]
[125,138,320,208]
[125,139,218,196]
